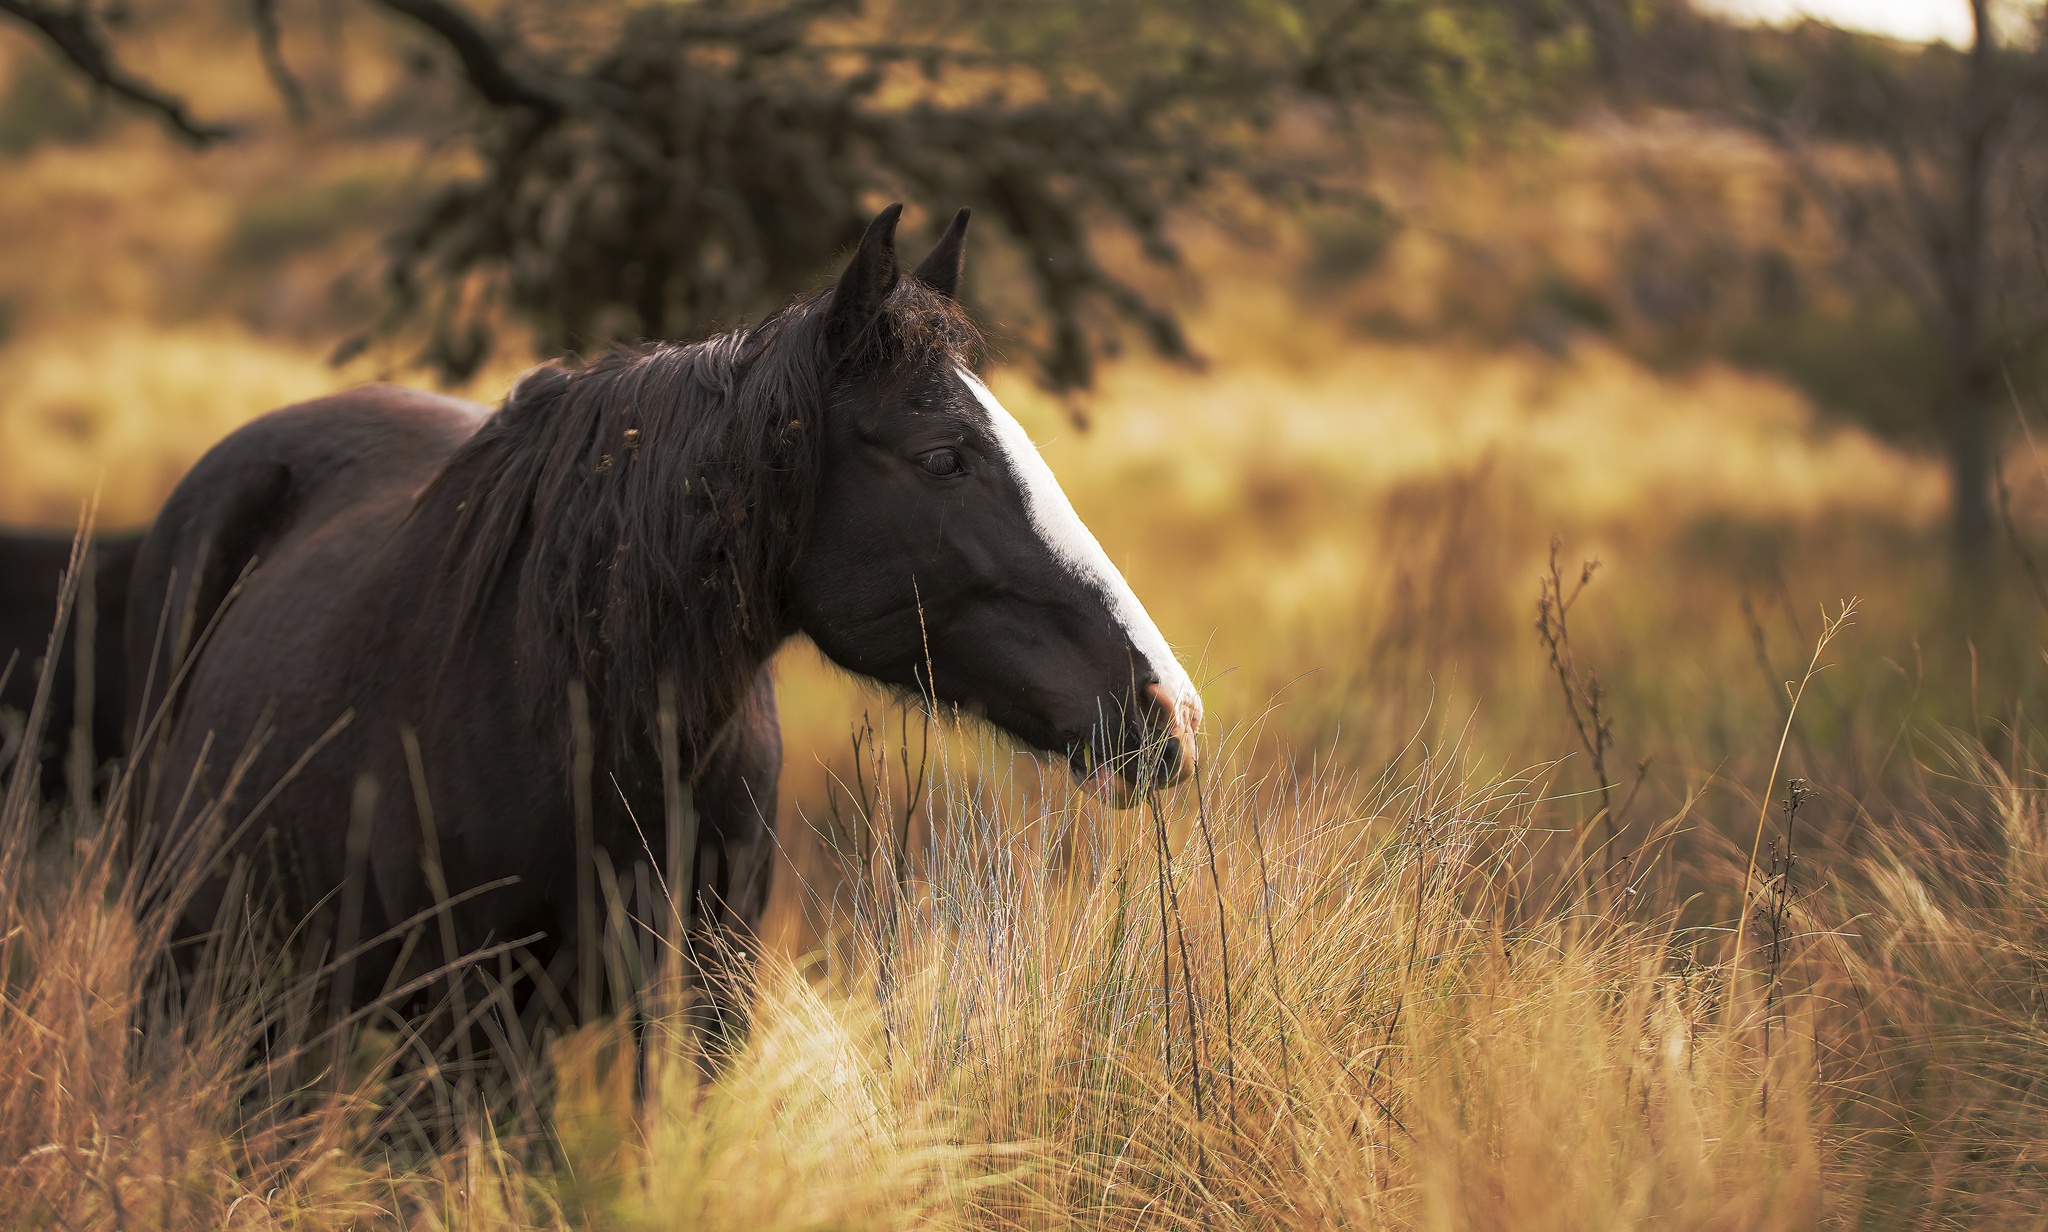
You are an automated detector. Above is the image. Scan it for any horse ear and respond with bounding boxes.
[824,204,904,359]
[910,207,971,299]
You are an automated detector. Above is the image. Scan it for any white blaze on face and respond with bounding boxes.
[956,367,1202,738]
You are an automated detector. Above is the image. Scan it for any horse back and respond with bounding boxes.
[125,385,486,745]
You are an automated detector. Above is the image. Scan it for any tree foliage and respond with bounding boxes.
[3,0,1590,388]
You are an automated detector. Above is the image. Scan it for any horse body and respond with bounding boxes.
[133,385,778,1005]
[129,205,1196,1022]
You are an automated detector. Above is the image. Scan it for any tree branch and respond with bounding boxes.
[367,0,567,117]
[0,0,233,145]
[250,0,309,123]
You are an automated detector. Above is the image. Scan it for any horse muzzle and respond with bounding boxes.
[1071,681,1203,808]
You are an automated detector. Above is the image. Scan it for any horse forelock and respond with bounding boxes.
[432,279,978,766]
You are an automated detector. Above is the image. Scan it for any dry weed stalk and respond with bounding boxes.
[1534,536,1647,881]
[1756,777,1808,1119]
[1730,600,1855,981]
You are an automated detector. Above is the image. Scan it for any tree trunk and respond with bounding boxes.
[1947,0,1999,588]
[1948,371,1997,583]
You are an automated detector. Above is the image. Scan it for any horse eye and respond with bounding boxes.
[918,448,965,478]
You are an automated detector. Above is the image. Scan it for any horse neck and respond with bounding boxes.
[450,338,805,769]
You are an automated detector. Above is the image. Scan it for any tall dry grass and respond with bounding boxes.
[10,604,2048,1226]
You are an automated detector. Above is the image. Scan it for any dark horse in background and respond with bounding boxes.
[0,529,140,799]
[126,205,1203,1034]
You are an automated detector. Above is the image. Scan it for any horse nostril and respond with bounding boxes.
[1158,734,1185,780]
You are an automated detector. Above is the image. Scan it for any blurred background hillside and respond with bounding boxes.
[3,0,2045,936]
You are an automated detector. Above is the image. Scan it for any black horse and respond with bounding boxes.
[0,528,140,798]
[127,205,1202,1025]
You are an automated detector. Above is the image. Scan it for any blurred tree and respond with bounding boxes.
[0,0,1589,392]
[1598,0,2048,578]
[1739,3,2048,579]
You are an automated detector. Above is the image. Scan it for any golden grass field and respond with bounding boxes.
[7,16,2048,1227]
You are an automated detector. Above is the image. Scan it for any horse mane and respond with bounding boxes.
[428,277,980,766]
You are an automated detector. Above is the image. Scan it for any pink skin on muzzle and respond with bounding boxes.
[1150,680,1204,780]
[1077,681,1203,808]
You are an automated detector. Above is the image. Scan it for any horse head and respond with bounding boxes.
[790,205,1202,805]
